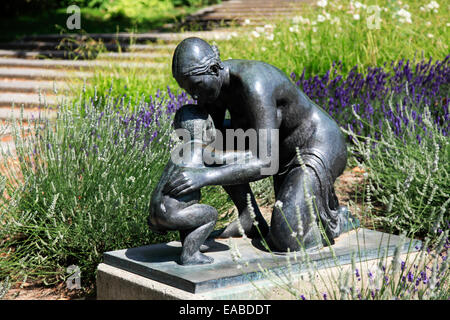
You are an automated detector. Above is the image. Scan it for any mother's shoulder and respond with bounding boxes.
[225,59,288,88]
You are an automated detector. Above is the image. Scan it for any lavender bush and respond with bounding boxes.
[252,56,450,232]
[1,55,448,292]
[233,228,449,300]
[0,89,232,288]
[292,55,449,141]
[340,96,449,240]
[230,164,448,300]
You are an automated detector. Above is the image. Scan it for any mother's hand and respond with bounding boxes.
[163,167,209,197]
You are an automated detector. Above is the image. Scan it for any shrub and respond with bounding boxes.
[234,228,449,300]
[293,55,449,140]
[341,94,449,240]
[0,88,231,287]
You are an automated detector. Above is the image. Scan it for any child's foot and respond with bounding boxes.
[181,251,214,265]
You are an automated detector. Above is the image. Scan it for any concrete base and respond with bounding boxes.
[97,228,421,300]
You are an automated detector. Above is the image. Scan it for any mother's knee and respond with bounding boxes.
[269,203,322,252]
[268,167,323,251]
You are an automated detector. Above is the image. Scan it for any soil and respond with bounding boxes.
[2,281,93,300]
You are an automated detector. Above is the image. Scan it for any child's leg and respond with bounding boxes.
[170,204,218,265]
[180,229,209,252]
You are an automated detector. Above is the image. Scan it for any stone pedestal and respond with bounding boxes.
[96,228,421,300]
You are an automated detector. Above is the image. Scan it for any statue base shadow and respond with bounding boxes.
[97,228,421,300]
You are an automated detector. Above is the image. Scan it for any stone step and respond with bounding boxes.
[0,50,173,60]
[97,52,171,60]
[0,93,60,108]
[218,0,307,4]
[184,17,282,26]
[0,49,70,59]
[19,30,237,44]
[0,58,164,70]
[0,80,67,93]
[212,7,304,12]
[0,67,92,80]
[0,42,176,53]
[0,41,60,51]
[204,11,300,18]
[126,44,177,52]
[184,3,304,20]
[0,49,115,60]
[0,106,58,120]
[186,14,287,21]
[210,2,306,9]
[193,14,297,24]
[214,4,304,9]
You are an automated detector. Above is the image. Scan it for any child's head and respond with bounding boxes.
[173,104,215,144]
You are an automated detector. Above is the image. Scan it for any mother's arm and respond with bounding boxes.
[167,93,280,197]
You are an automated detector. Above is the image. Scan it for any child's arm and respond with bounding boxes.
[202,145,253,166]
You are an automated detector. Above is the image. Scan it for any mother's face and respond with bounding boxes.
[179,71,222,104]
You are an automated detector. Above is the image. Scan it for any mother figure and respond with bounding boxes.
[165,37,353,252]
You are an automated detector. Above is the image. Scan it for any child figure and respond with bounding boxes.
[148,104,250,265]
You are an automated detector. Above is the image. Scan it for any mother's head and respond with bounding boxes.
[172,37,225,104]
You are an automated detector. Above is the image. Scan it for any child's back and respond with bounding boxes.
[149,157,201,234]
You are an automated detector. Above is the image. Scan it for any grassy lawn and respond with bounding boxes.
[82,0,449,99]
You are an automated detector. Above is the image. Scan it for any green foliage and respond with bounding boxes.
[0,93,228,287]
[0,0,215,41]
[342,95,449,240]
[56,31,107,60]
[0,277,10,299]
[99,0,174,23]
[1,0,220,18]
[172,0,220,7]
[0,103,165,285]
[217,0,449,79]
[83,0,449,101]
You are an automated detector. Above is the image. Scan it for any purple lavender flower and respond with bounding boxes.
[421,271,428,284]
[407,271,414,282]
[291,55,449,143]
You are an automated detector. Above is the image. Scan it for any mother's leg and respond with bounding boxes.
[217,184,269,239]
[267,166,324,252]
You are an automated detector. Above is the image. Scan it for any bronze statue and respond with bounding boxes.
[149,104,252,265]
[151,37,357,256]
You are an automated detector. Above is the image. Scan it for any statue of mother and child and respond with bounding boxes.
[148,37,358,265]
